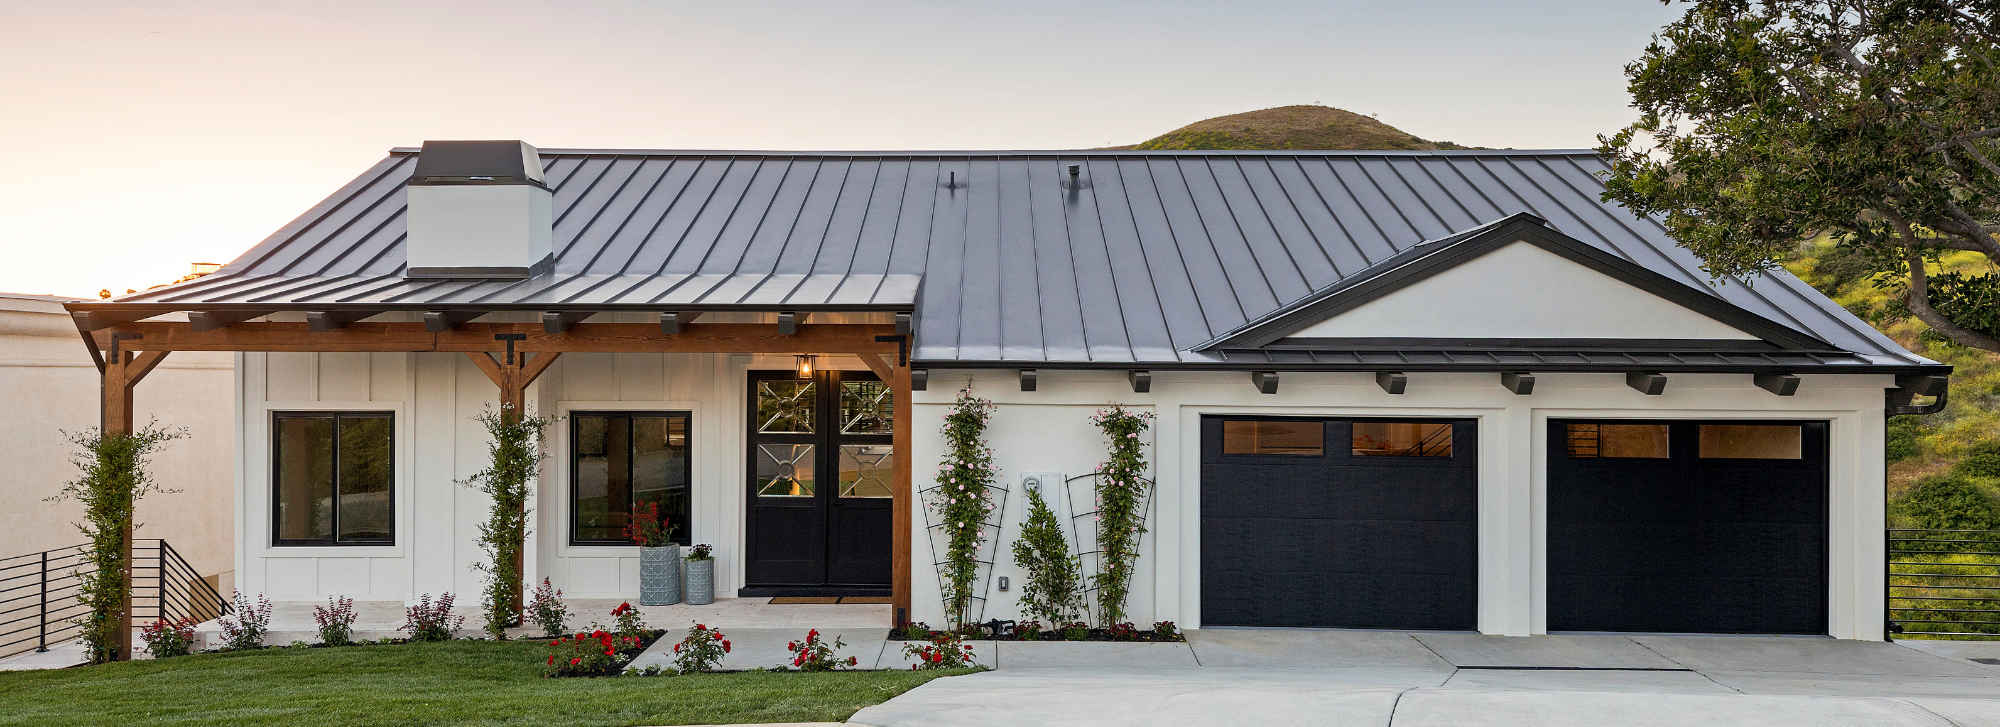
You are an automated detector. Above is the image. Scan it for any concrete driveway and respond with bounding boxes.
[849,631,2000,727]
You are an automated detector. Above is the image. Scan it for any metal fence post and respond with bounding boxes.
[36,551,48,653]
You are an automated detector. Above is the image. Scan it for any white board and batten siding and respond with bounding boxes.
[907,368,1892,641]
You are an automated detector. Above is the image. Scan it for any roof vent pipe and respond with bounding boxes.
[405,140,552,280]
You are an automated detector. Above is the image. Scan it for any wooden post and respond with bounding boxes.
[100,346,168,661]
[886,356,913,627]
[464,350,560,621]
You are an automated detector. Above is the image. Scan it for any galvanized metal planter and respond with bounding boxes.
[684,558,715,605]
[639,545,682,606]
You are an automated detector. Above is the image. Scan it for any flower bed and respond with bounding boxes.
[888,620,1184,643]
[542,628,665,677]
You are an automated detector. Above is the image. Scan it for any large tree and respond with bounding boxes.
[1600,0,2000,351]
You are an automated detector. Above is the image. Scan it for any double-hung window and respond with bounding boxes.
[272,412,395,546]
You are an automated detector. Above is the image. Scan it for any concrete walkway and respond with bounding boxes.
[849,631,2000,727]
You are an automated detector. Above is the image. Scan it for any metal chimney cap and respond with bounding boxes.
[410,140,548,188]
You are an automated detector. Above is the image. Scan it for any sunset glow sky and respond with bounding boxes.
[1,1,1681,298]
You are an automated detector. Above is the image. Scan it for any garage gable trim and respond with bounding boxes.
[1193,214,1834,352]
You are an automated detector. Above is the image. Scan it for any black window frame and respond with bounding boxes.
[569,410,694,547]
[270,411,396,547]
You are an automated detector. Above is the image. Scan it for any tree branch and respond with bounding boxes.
[1896,216,2000,352]
[1926,127,2000,152]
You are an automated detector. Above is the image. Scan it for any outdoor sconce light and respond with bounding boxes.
[795,354,817,378]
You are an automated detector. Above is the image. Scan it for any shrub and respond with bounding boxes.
[1900,475,2000,531]
[899,621,933,640]
[1152,621,1180,640]
[1955,439,2000,479]
[527,578,569,638]
[402,593,463,642]
[788,629,858,671]
[139,617,197,658]
[902,631,977,670]
[670,623,730,673]
[610,602,648,641]
[626,501,677,547]
[1015,620,1044,641]
[1887,415,1923,463]
[1104,622,1140,641]
[314,596,357,647]
[1059,621,1089,641]
[1011,485,1084,627]
[542,629,642,677]
[217,591,272,651]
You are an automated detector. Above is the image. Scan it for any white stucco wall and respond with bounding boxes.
[234,311,888,604]
[0,294,235,588]
[908,368,1890,641]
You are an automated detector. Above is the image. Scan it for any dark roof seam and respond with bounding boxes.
[1255,156,1341,278]
[574,158,672,274]
[616,157,705,275]
[547,156,620,259]
[1408,157,1482,223]
[1173,157,1260,327]
[1526,156,1706,289]
[1058,156,1104,361]
[335,275,430,304]
[854,157,916,305]
[1098,157,1160,363]
[710,158,809,277]
[1383,157,1462,233]
[374,277,451,303]
[649,156,743,279]
[1350,157,1426,242]
[237,155,413,274]
[1217,157,1300,304]
[1436,156,1511,224]
[276,166,411,277]
[1141,156,1216,346]
[1283,157,1362,277]
[1319,157,1396,266]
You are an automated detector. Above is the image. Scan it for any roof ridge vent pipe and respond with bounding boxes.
[405,140,553,280]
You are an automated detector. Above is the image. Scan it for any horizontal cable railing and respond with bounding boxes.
[1889,529,2000,639]
[0,539,231,661]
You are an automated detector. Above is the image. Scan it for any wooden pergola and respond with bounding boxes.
[77,316,915,659]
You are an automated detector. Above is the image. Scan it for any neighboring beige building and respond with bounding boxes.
[0,292,235,591]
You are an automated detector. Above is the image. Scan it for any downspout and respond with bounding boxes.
[1883,374,1949,641]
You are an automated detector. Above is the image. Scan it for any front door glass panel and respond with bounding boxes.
[756,444,817,497]
[747,370,895,588]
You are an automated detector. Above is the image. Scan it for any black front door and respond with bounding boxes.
[744,369,894,592]
[1547,420,1828,634]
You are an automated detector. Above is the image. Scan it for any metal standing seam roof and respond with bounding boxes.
[96,148,1937,370]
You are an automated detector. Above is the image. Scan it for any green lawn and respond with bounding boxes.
[0,640,972,726]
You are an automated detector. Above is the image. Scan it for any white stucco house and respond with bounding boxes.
[65,141,1948,641]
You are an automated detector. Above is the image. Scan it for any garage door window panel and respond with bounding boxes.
[1221,420,1324,456]
[1352,421,1453,457]
[1699,424,1803,459]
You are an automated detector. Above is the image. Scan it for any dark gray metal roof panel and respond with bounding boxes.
[101,148,1931,368]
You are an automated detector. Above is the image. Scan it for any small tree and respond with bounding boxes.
[47,422,184,663]
[1089,405,1153,626]
[461,404,552,639]
[1902,475,2000,530]
[1600,1,2000,352]
[932,386,998,628]
[1010,485,1083,627]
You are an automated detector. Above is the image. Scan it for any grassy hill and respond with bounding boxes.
[1786,241,2000,527]
[1117,105,1475,151]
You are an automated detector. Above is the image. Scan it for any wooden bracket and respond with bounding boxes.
[1501,372,1535,395]
[1627,372,1667,396]
[1252,371,1279,395]
[660,311,703,334]
[1128,370,1152,393]
[424,310,483,333]
[542,311,591,333]
[1376,371,1407,395]
[307,310,378,332]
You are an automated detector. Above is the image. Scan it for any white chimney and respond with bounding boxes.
[404,140,552,279]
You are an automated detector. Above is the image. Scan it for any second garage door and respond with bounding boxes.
[1201,416,1477,630]
[1547,420,1828,634]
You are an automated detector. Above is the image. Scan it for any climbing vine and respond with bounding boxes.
[1089,405,1152,626]
[461,404,553,639]
[932,385,997,628]
[48,422,185,663]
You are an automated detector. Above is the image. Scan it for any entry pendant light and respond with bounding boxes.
[795,354,817,378]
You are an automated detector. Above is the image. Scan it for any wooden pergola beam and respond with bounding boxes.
[101,347,171,661]
[89,322,901,354]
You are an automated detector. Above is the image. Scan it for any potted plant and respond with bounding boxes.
[684,544,715,605]
[627,502,681,606]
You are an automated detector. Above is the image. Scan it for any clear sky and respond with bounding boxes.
[0,0,1683,299]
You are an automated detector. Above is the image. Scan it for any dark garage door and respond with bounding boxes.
[1548,420,1827,634]
[1201,417,1477,629]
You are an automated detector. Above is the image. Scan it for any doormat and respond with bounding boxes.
[769,597,842,604]
[838,596,894,604]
